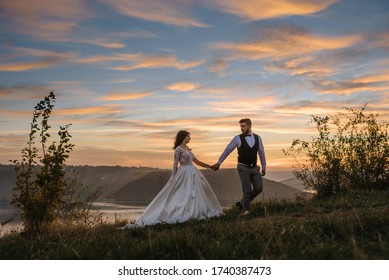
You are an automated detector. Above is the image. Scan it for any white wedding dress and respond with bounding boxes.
[123,146,223,228]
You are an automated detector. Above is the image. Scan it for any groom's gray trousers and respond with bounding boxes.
[237,164,263,211]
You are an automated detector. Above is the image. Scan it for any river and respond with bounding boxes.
[0,202,146,237]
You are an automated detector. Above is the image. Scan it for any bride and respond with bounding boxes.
[123,130,223,228]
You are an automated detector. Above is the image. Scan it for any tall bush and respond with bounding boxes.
[284,105,388,197]
[11,91,98,234]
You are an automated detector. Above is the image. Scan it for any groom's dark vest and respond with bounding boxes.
[238,133,259,167]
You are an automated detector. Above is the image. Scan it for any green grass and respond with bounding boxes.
[0,190,388,259]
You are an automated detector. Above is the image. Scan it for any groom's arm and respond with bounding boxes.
[213,136,239,170]
[257,135,266,176]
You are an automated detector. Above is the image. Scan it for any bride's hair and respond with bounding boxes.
[173,130,190,149]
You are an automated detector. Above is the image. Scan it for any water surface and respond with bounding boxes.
[0,202,145,237]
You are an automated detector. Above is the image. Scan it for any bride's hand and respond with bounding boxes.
[211,163,220,171]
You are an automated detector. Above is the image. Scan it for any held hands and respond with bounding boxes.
[203,162,220,171]
[211,163,220,171]
[208,163,264,174]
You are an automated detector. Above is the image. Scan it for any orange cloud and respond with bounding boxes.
[166,82,200,92]
[100,92,151,101]
[207,0,338,20]
[102,0,209,27]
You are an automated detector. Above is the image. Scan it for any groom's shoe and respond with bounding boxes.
[240,210,250,216]
[235,201,243,210]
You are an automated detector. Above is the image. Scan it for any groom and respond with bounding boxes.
[212,118,266,214]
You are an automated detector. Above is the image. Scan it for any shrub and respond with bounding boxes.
[284,105,388,197]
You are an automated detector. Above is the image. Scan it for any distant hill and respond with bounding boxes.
[265,170,294,182]
[0,165,302,206]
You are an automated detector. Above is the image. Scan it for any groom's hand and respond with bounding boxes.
[211,163,220,171]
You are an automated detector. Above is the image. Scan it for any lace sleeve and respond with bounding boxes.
[172,148,180,177]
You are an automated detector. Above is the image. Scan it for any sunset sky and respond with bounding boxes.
[1,0,388,170]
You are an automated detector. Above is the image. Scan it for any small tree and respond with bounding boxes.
[11,91,97,234]
[284,105,388,198]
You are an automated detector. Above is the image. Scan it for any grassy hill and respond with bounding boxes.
[0,189,388,259]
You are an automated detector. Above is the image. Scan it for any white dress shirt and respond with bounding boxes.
[217,133,266,171]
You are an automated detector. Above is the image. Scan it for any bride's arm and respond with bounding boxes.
[193,157,211,169]
[172,149,180,177]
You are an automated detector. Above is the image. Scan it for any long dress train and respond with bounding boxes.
[123,146,223,228]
